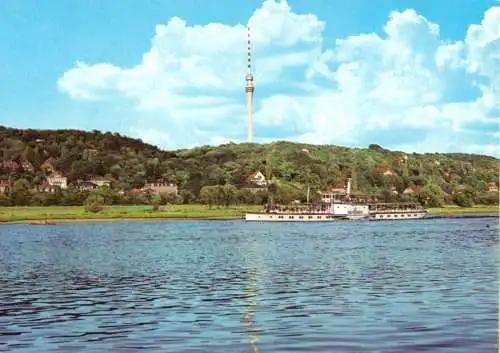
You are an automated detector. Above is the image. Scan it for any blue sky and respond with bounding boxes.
[0,0,498,155]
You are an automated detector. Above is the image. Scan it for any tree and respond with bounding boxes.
[0,193,11,206]
[10,179,32,206]
[151,194,161,212]
[221,183,237,207]
[416,184,445,207]
[84,194,104,213]
[0,126,498,208]
[200,185,218,208]
[453,193,473,207]
[267,182,278,209]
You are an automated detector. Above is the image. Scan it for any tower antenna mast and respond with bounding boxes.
[245,26,255,143]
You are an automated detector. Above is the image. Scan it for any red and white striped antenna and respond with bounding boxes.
[245,24,254,143]
[247,26,252,75]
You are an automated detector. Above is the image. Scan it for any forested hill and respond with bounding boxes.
[0,125,498,207]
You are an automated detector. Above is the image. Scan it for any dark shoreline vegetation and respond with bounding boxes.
[0,126,498,214]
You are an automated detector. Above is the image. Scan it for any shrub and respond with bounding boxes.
[84,194,105,213]
[453,193,473,207]
[151,195,161,212]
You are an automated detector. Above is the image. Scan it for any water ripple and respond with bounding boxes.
[0,217,498,352]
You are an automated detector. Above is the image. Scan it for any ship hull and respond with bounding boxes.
[244,212,337,222]
[369,211,428,220]
[245,211,428,222]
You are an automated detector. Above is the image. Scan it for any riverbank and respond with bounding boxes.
[427,205,498,215]
[0,204,497,224]
[0,205,261,224]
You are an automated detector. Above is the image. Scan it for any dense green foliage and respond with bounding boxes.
[0,126,498,208]
[84,194,104,213]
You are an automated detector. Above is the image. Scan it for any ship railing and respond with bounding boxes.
[370,208,426,214]
[268,209,331,214]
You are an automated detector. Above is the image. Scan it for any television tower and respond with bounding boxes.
[245,26,255,143]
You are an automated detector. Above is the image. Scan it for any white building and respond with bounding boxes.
[47,173,68,189]
[247,171,267,186]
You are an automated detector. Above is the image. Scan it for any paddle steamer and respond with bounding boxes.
[244,178,428,222]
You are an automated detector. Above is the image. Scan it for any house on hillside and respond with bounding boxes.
[0,180,14,193]
[21,161,35,173]
[90,176,112,188]
[143,182,178,196]
[247,171,267,186]
[71,181,98,192]
[46,173,68,189]
[241,171,268,192]
[37,182,58,193]
[41,157,57,172]
[403,186,421,194]
[1,160,20,171]
[487,182,499,193]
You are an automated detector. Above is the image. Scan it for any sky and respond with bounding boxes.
[0,0,499,156]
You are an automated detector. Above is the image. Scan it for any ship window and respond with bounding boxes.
[308,216,313,219]
[317,216,321,219]
[299,216,304,219]
[414,214,417,217]
[279,216,284,219]
[289,216,294,219]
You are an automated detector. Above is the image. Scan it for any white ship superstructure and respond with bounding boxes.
[244,178,428,222]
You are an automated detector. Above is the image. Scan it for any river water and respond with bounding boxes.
[0,217,498,352]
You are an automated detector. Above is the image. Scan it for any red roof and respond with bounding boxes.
[41,157,56,169]
[0,180,14,187]
[2,161,20,170]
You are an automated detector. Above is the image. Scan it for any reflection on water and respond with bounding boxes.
[0,217,498,352]
[243,272,260,353]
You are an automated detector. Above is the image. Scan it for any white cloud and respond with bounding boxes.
[58,1,500,156]
[58,62,123,101]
